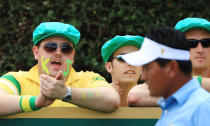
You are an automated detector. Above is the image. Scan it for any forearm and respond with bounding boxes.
[132,96,160,106]
[0,91,22,116]
[128,93,159,106]
[128,84,159,107]
[69,87,120,112]
[0,90,52,116]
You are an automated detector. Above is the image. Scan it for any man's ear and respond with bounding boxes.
[70,49,76,64]
[166,60,178,78]
[32,46,39,60]
[105,62,113,73]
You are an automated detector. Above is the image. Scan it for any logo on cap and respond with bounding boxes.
[161,49,165,55]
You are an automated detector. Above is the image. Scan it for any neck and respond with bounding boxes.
[112,78,137,107]
[192,67,210,78]
[164,74,192,99]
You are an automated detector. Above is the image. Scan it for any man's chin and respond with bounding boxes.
[193,64,208,69]
[120,79,137,85]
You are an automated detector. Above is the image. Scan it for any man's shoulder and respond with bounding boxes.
[76,70,104,78]
[2,70,29,78]
[3,65,39,81]
[192,96,210,125]
[187,87,210,105]
[194,90,210,109]
[75,70,107,83]
[76,70,98,75]
[193,87,210,98]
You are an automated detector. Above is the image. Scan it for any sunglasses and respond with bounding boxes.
[114,56,126,63]
[188,38,210,48]
[40,42,74,54]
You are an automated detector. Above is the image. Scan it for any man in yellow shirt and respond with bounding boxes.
[0,22,120,116]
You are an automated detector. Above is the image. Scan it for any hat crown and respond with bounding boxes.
[101,35,144,62]
[33,22,80,47]
[175,17,210,32]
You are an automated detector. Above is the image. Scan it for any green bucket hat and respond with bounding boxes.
[175,17,210,33]
[101,35,144,62]
[33,22,81,47]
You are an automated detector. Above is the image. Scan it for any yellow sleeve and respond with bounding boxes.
[0,74,21,95]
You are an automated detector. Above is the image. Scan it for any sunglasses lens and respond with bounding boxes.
[43,42,73,54]
[188,39,198,48]
[201,42,210,47]
[201,38,210,48]
[44,43,57,52]
[188,39,210,48]
[61,44,73,54]
[190,42,198,48]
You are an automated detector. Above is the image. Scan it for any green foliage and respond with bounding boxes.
[0,0,209,82]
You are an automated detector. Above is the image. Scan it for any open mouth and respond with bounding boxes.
[125,70,135,74]
[51,61,62,65]
[51,60,62,69]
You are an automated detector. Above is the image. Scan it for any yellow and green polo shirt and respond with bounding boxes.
[0,65,112,107]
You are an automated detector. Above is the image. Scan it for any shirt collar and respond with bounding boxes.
[158,78,200,108]
[26,65,40,84]
[65,67,79,85]
[26,64,79,85]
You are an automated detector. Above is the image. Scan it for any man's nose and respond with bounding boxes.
[54,45,62,55]
[196,42,204,52]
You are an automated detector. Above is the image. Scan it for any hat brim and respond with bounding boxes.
[120,49,157,66]
[34,33,76,48]
[183,26,210,33]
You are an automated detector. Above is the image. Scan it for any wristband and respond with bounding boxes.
[19,95,40,112]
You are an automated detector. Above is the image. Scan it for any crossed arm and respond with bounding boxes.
[128,84,160,107]
[0,72,120,116]
[39,72,120,112]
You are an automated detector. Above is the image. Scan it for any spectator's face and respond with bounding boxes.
[141,61,172,98]
[185,29,210,72]
[106,45,141,85]
[33,36,75,78]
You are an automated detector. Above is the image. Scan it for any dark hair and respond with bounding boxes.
[107,54,114,62]
[146,27,192,75]
[155,58,192,75]
[34,40,42,47]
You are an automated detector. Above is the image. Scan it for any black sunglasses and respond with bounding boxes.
[41,42,74,54]
[114,56,126,63]
[188,38,210,48]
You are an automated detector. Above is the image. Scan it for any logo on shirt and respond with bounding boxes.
[92,76,105,81]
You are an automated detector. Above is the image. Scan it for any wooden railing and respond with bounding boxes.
[1,107,161,126]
